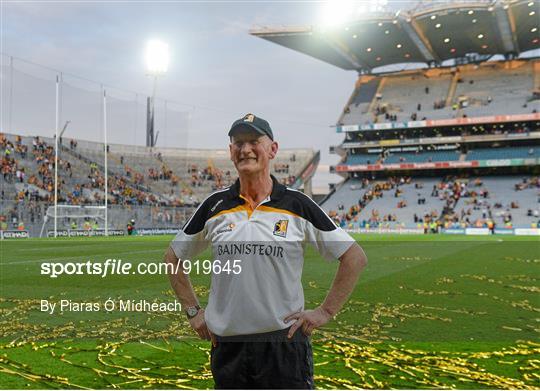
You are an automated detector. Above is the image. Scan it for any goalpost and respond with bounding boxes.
[40,205,108,237]
[52,76,109,237]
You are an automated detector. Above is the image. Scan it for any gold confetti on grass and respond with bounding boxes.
[504,275,539,283]
[383,256,433,262]
[311,332,539,389]
[1,296,539,389]
[436,277,455,285]
[502,326,524,332]
[414,289,458,296]
[503,257,540,264]
[460,274,540,293]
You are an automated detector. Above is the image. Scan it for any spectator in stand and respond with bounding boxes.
[0,216,7,231]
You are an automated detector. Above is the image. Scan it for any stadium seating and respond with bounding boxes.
[384,150,461,163]
[321,179,367,213]
[344,154,380,165]
[454,62,535,117]
[344,147,538,166]
[342,149,461,165]
[374,72,452,123]
[342,78,381,125]
[0,133,316,236]
[340,60,538,126]
[466,146,540,160]
[455,176,539,228]
[323,177,448,228]
[354,179,446,227]
[323,175,539,229]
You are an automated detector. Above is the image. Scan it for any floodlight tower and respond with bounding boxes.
[145,40,169,147]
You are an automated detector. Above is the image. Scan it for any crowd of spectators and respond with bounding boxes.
[328,176,414,228]
[150,206,187,226]
[185,165,232,191]
[2,133,313,234]
[148,166,172,181]
[441,176,540,229]
[117,152,295,204]
[1,134,191,209]
[2,135,72,204]
[325,174,535,231]
[2,134,28,183]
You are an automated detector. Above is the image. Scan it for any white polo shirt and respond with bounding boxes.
[171,176,355,336]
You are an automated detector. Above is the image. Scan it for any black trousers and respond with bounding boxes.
[210,327,314,389]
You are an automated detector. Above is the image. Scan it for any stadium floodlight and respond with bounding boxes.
[145,40,169,75]
[319,0,355,27]
[144,39,169,147]
[318,0,389,27]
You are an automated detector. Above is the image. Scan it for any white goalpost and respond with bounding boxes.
[52,75,109,237]
[40,205,108,237]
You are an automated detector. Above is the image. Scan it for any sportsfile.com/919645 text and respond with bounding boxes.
[40,259,242,278]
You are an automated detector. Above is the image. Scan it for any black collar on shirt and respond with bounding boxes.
[229,174,286,201]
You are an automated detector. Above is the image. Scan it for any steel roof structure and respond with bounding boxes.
[250,0,540,73]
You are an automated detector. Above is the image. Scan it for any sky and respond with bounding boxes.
[1,0,404,192]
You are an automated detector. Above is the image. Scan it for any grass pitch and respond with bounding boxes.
[1,234,539,389]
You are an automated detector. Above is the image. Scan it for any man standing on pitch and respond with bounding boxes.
[164,113,367,389]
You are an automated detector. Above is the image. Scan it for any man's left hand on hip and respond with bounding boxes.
[284,306,333,338]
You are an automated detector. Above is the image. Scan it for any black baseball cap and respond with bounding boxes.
[228,113,274,140]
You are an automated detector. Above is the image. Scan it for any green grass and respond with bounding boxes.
[1,234,539,389]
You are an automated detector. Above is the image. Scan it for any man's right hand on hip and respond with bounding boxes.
[189,309,216,346]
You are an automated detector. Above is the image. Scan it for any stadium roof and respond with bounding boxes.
[250,0,540,73]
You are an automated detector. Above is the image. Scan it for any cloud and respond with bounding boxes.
[3,2,81,20]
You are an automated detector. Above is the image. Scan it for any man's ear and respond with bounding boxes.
[269,141,279,159]
[229,143,234,162]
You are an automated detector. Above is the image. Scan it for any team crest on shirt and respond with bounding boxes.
[273,219,288,238]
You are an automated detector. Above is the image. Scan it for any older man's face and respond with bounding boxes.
[229,130,277,176]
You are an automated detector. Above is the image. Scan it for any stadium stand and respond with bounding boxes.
[328,59,539,233]
[453,176,540,228]
[250,1,540,234]
[324,177,462,229]
[342,78,382,125]
[355,178,447,227]
[321,178,368,213]
[345,154,381,165]
[384,149,461,163]
[1,133,317,236]
[453,62,535,118]
[465,146,540,160]
[339,61,538,127]
[372,70,453,123]
[324,175,540,230]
